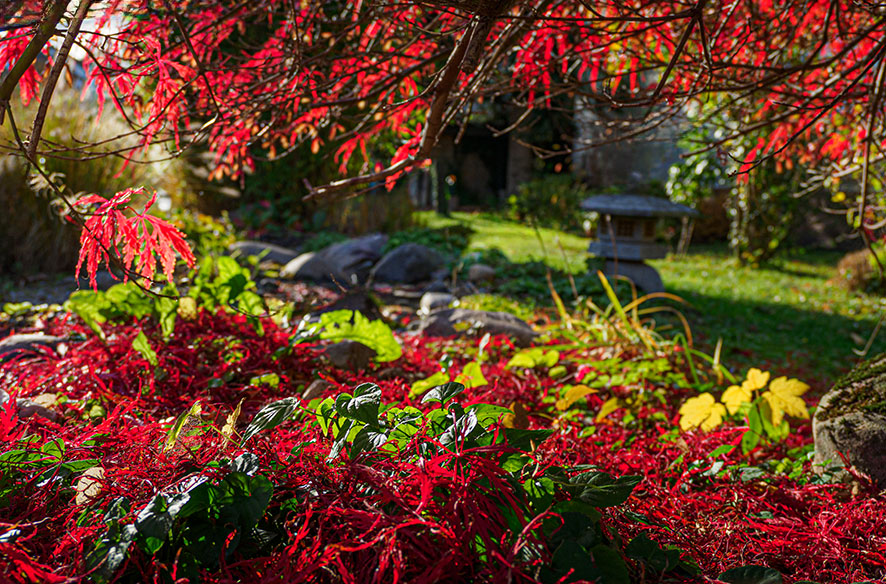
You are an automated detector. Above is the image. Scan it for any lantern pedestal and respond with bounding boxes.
[601,260,664,293]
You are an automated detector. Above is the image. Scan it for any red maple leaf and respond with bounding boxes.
[74,187,196,289]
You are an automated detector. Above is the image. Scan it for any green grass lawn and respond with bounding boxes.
[416,211,885,388]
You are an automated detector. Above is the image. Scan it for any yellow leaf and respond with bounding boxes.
[761,376,810,426]
[556,384,598,411]
[721,384,752,415]
[455,361,488,389]
[595,396,621,422]
[743,368,770,392]
[540,349,560,368]
[222,398,244,439]
[679,393,726,432]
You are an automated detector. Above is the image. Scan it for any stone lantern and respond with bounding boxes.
[580,193,699,293]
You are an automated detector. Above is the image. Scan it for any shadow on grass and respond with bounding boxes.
[658,285,885,392]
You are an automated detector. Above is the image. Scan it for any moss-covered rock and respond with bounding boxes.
[813,353,886,487]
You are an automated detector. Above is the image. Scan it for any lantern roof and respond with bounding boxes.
[580,193,700,218]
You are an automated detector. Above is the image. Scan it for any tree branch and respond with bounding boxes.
[0,0,66,125]
[27,0,96,161]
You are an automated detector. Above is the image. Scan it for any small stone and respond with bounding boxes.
[467,263,496,283]
[420,292,455,315]
[416,308,538,347]
[377,366,407,381]
[16,398,58,421]
[323,340,377,372]
[302,379,334,401]
[0,334,64,363]
[74,467,105,505]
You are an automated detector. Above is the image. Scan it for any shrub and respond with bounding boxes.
[0,88,157,275]
[834,246,886,293]
[507,175,589,232]
[383,224,473,258]
[0,157,80,274]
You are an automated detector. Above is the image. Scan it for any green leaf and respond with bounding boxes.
[164,402,203,452]
[40,438,65,461]
[552,500,602,522]
[351,425,390,454]
[591,544,631,584]
[550,540,602,582]
[421,381,466,405]
[410,371,450,397]
[717,565,783,584]
[131,330,159,367]
[87,522,138,583]
[335,383,382,426]
[567,471,641,508]
[497,427,554,451]
[540,349,560,368]
[465,403,512,426]
[154,295,178,338]
[64,290,109,338]
[304,310,402,362]
[625,533,681,574]
[242,397,300,443]
[742,407,763,454]
[455,361,487,388]
[710,444,737,458]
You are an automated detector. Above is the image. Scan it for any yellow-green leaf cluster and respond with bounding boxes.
[678,393,727,432]
[678,368,810,433]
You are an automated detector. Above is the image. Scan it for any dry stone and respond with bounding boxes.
[813,353,886,487]
[416,308,538,347]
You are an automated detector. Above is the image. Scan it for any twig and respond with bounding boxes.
[28,0,96,161]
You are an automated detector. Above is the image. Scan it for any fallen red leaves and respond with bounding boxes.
[1,310,884,583]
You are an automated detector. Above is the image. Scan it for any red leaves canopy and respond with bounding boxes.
[2,0,884,187]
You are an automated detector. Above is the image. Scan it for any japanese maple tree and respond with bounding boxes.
[1,0,885,279]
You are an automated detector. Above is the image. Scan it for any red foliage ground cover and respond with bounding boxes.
[1,310,884,583]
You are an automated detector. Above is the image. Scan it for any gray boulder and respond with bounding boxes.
[813,353,886,487]
[323,340,377,372]
[229,240,300,265]
[467,263,496,284]
[281,234,388,285]
[370,243,445,284]
[420,292,455,315]
[280,252,332,281]
[416,308,538,347]
[0,334,64,363]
